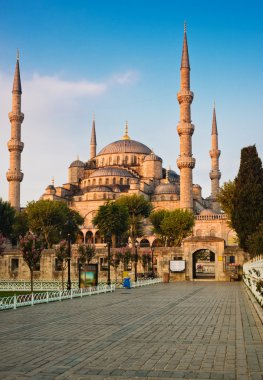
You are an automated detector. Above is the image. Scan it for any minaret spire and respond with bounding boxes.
[209,104,221,212]
[90,113,97,159]
[177,24,195,210]
[6,53,24,211]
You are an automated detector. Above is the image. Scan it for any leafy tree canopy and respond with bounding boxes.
[115,195,152,248]
[92,201,129,247]
[217,181,235,225]
[159,209,195,247]
[0,198,16,238]
[25,200,84,248]
[232,145,263,251]
[149,209,169,241]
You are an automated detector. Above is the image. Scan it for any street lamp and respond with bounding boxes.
[67,233,71,290]
[134,241,139,282]
[105,235,112,286]
[151,245,155,278]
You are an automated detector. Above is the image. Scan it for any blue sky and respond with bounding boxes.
[0,0,263,206]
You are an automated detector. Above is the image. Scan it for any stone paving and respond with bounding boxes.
[0,282,263,380]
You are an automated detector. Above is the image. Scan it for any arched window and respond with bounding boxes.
[127,178,130,185]
[88,180,90,185]
[113,178,116,185]
[92,179,96,185]
[105,178,109,185]
[109,156,112,165]
[125,156,128,165]
[117,156,120,165]
[99,178,102,185]
[120,178,123,185]
[134,156,137,164]
[93,193,97,200]
[210,229,216,237]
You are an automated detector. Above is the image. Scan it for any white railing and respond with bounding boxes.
[243,257,263,307]
[0,284,115,311]
[0,280,79,291]
[130,277,163,288]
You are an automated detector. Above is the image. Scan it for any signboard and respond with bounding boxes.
[79,263,98,288]
[170,260,186,272]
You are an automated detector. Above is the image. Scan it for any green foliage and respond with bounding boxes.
[149,209,169,243]
[247,223,263,257]
[159,209,195,247]
[115,195,152,248]
[140,252,152,272]
[0,198,16,238]
[11,210,29,244]
[78,244,96,264]
[92,202,129,246]
[232,145,263,251]
[217,181,235,225]
[19,233,45,292]
[0,234,6,255]
[25,200,84,248]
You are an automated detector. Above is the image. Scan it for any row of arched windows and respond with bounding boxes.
[96,155,141,167]
[82,177,130,187]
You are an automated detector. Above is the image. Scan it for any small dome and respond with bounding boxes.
[89,167,135,178]
[154,182,180,195]
[45,184,55,190]
[199,208,215,216]
[89,186,112,192]
[69,159,84,168]
[97,139,151,155]
[168,169,180,182]
[144,152,162,162]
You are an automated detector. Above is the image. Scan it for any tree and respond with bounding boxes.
[217,181,235,225]
[54,240,68,290]
[92,202,129,247]
[140,252,151,274]
[11,210,29,244]
[160,209,194,247]
[247,223,263,257]
[149,209,169,244]
[78,244,96,264]
[19,233,44,292]
[232,145,263,251]
[0,198,16,238]
[115,195,152,250]
[0,234,6,255]
[26,200,84,248]
[110,250,123,283]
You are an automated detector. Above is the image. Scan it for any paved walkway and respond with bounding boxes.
[0,283,263,380]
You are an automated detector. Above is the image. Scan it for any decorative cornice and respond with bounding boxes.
[209,170,221,180]
[6,170,23,182]
[177,156,195,169]
[177,122,195,136]
[209,149,221,159]
[177,90,193,104]
[8,112,24,123]
[7,139,24,152]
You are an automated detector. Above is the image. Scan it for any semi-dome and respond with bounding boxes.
[89,167,135,178]
[144,152,162,161]
[97,139,151,156]
[154,182,180,195]
[69,159,84,168]
[89,186,112,192]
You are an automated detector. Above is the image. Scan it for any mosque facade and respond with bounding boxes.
[3,27,244,282]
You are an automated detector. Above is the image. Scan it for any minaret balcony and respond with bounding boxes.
[177,90,194,104]
[6,170,24,182]
[177,156,195,169]
[209,149,221,159]
[8,112,24,123]
[7,139,24,152]
[177,122,195,136]
[209,170,221,180]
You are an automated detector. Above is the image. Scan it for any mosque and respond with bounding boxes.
[3,26,244,282]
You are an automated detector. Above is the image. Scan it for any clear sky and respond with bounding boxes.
[0,0,263,207]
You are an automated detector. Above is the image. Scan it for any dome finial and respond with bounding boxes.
[52,177,54,186]
[166,167,170,183]
[122,120,130,140]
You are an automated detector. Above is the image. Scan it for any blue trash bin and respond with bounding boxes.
[123,277,131,288]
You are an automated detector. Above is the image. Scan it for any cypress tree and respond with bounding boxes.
[232,145,263,251]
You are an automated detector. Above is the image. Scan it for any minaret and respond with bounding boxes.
[90,113,97,159]
[6,52,24,211]
[176,23,195,210]
[209,105,221,212]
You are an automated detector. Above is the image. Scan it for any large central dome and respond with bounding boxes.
[97,139,151,156]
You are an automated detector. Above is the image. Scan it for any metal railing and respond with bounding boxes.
[243,257,263,307]
[131,277,163,288]
[0,280,79,291]
[0,284,115,311]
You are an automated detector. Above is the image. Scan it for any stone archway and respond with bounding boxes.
[192,249,215,279]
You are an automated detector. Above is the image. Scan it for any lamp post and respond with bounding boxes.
[151,245,155,278]
[134,241,139,282]
[67,233,71,290]
[105,236,112,286]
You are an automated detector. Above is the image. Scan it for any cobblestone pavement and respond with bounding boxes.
[0,282,263,380]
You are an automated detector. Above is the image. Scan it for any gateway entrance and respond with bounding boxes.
[193,249,215,279]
